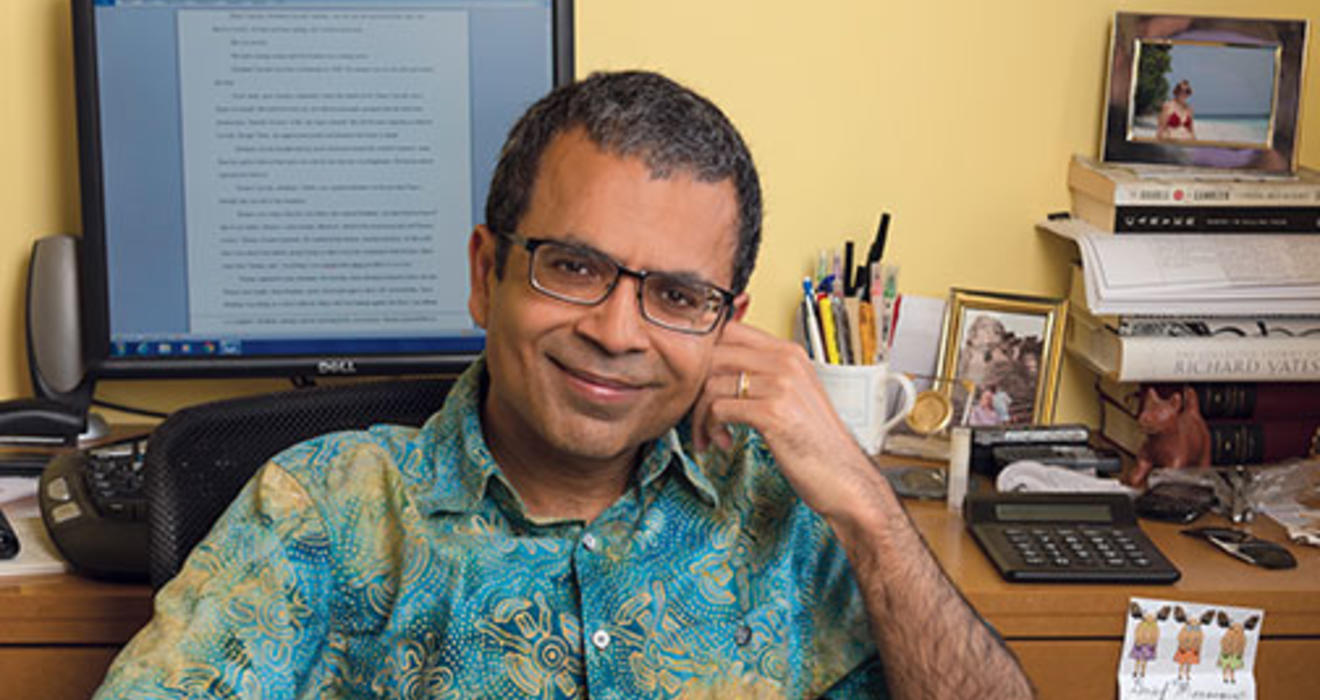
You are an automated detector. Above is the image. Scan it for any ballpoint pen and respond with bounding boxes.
[801,277,826,361]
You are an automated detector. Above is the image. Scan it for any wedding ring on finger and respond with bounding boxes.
[735,371,750,399]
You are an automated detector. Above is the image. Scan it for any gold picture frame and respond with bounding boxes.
[935,289,1068,426]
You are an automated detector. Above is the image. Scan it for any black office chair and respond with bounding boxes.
[142,377,455,589]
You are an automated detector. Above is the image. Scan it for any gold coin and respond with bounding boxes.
[906,390,953,435]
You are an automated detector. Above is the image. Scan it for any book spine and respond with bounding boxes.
[1107,205,1320,233]
[1097,379,1320,420]
[1193,382,1320,420]
[1206,420,1320,464]
[1098,398,1143,455]
[1109,184,1320,207]
[1116,337,1320,382]
[1069,158,1320,207]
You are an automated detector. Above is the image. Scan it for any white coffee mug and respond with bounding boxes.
[813,362,917,456]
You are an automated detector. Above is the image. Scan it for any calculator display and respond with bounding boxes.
[996,503,1112,522]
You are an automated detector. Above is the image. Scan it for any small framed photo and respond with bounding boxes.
[1101,12,1309,173]
[935,289,1068,427]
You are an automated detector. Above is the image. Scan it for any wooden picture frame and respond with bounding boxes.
[935,289,1068,426]
[1101,12,1308,173]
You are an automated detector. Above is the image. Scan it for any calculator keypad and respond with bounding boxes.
[1003,526,1153,569]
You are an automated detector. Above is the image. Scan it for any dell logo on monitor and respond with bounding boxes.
[317,359,358,375]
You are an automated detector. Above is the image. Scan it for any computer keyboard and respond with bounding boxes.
[38,435,150,581]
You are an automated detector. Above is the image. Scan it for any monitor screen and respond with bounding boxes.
[74,0,573,378]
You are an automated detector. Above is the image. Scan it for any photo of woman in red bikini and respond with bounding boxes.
[1157,79,1195,140]
[1128,40,1276,147]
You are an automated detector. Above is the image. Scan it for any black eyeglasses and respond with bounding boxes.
[496,231,736,335]
[1181,527,1297,570]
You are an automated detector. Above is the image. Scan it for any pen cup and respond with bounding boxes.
[813,361,917,456]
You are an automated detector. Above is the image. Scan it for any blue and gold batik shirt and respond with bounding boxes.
[97,360,887,699]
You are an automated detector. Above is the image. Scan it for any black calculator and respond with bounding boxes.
[964,493,1180,584]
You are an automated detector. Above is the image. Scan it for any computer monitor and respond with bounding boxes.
[73,0,573,379]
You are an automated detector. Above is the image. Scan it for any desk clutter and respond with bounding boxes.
[796,212,899,366]
[892,414,1317,586]
[1040,154,1320,488]
[0,475,69,577]
[37,436,150,581]
[0,434,152,581]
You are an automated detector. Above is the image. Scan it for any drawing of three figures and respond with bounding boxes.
[1129,603,1259,683]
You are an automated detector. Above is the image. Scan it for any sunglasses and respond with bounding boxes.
[1181,527,1297,570]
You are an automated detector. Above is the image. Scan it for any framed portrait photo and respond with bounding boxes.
[935,289,1068,427]
[1101,12,1309,173]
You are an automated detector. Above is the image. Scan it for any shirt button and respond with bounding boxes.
[582,533,599,551]
[735,624,752,646]
[591,629,611,649]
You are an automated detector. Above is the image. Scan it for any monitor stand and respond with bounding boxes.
[81,411,110,443]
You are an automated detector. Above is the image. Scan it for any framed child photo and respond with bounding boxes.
[935,289,1068,427]
[1101,12,1309,173]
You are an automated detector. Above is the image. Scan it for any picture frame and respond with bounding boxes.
[1101,12,1309,173]
[935,289,1068,427]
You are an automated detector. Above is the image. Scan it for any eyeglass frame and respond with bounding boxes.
[493,230,738,335]
[1180,526,1297,570]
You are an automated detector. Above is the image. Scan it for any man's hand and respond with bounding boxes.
[692,321,1034,700]
[690,321,880,519]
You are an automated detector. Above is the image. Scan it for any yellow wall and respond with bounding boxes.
[3,0,1319,423]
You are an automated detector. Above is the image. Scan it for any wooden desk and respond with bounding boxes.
[2,475,1316,698]
[0,426,155,699]
[905,497,1320,699]
[0,574,151,699]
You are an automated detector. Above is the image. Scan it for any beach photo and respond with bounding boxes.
[936,290,1067,426]
[1129,39,1278,148]
[1101,13,1307,172]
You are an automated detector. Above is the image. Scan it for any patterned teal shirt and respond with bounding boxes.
[97,361,886,698]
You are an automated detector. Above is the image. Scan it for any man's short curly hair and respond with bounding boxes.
[484,70,762,294]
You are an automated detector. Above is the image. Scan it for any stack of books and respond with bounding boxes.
[1068,154,1320,234]
[1043,155,1320,465]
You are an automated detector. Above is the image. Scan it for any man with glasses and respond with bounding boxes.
[98,71,1031,699]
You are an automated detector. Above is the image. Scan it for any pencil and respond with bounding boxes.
[818,294,840,364]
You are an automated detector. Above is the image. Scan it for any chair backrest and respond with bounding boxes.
[143,377,455,589]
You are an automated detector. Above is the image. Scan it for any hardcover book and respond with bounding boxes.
[1097,376,1320,421]
[1070,191,1320,233]
[1099,395,1319,465]
[1068,309,1320,382]
[1069,155,1320,207]
[1068,155,1320,233]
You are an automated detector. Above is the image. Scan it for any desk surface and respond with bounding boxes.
[0,574,152,646]
[1,462,1317,699]
[0,427,156,645]
[7,498,1313,642]
[905,497,1319,638]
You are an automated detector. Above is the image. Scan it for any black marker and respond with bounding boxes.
[861,212,891,297]
[869,212,891,264]
[843,241,855,296]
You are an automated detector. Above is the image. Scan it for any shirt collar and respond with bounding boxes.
[410,355,721,515]
[641,421,720,508]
